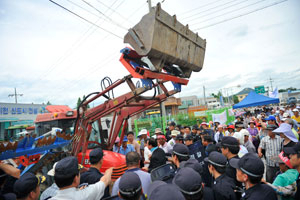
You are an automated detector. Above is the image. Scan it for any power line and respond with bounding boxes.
[193,0,287,30]
[186,0,251,22]
[49,0,123,39]
[80,0,128,30]
[182,0,240,20]
[36,0,120,83]
[191,0,269,26]
[179,0,223,16]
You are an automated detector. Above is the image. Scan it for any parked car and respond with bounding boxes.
[287,96,297,105]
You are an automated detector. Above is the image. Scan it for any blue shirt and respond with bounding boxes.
[111,168,151,199]
[119,144,135,155]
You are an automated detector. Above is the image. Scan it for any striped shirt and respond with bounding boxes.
[259,135,283,167]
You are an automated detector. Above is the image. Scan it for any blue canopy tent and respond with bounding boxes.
[233,91,280,109]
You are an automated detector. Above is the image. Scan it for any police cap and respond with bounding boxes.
[119,172,142,197]
[14,173,45,199]
[54,156,83,179]
[204,151,227,167]
[173,167,203,196]
[148,180,184,200]
[89,148,104,164]
[172,143,189,157]
[220,136,239,148]
[184,134,193,141]
[229,153,264,177]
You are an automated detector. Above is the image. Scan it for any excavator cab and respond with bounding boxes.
[124,3,206,78]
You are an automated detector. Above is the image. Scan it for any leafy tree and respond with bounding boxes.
[233,95,239,104]
[76,97,82,109]
[46,101,51,105]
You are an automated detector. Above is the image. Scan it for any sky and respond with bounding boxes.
[0,0,300,108]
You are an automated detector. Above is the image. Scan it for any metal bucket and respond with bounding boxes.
[124,3,206,78]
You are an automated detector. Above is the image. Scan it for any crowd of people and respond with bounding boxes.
[1,104,300,200]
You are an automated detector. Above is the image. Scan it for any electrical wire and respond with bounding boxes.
[179,0,223,16]
[193,0,288,30]
[49,0,123,39]
[191,0,270,26]
[187,0,251,22]
[80,0,128,30]
[182,0,240,20]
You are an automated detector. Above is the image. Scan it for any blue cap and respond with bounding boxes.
[123,136,128,142]
[273,123,298,142]
[265,115,276,121]
[148,180,185,200]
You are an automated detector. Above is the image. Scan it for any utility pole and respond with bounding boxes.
[147,0,152,12]
[8,88,23,104]
[269,77,274,92]
[203,86,207,107]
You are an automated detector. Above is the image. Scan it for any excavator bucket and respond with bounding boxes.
[124,3,206,78]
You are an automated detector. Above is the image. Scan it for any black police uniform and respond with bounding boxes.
[80,167,109,199]
[213,174,236,200]
[204,152,236,200]
[241,183,277,200]
[230,153,277,200]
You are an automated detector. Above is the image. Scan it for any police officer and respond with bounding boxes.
[148,180,185,200]
[173,167,214,200]
[14,173,45,200]
[204,151,236,200]
[49,156,112,200]
[118,172,143,200]
[184,135,212,187]
[175,135,184,144]
[171,143,190,169]
[229,153,277,200]
[80,148,109,199]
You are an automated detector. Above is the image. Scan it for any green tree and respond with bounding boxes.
[76,97,82,108]
[82,95,90,108]
[46,101,51,105]
[233,95,239,104]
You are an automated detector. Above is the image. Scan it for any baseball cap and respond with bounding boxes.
[200,122,208,126]
[172,143,189,157]
[54,156,83,179]
[138,129,147,137]
[235,122,244,128]
[155,128,162,134]
[283,113,290,118]
[265,115,276,121]
[273,123,298,142]
[240,129,249,137]
[278,151,293,168]
[89,148,104,164]
[119,172,142,197]
[204,151,227,167]
[284,142,300,155]
[229,153,264,177]
[171,130,180,137]
[123,136,128,142]
[293,108,299,112]
[115,136,120,143]
[175,135,184,141]
[192,125,199,130]
[217,125,223,129]
[280,108,285,111]
[14,173,45,199]
[227,125,235,129]
[184,134,193,141]
[173,167,203,196]
[169,121,176,126]
[148,181,185,200]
